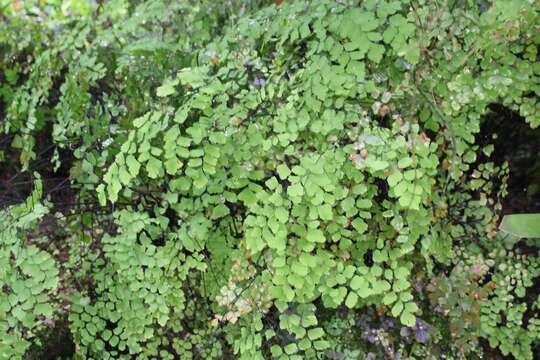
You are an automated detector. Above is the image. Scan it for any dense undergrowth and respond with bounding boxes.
[1,0,540,359]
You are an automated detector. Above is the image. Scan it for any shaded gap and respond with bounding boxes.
[480,104,540,215]
[479,104,540,359]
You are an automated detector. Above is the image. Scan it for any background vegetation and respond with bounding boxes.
[1,0,540,359]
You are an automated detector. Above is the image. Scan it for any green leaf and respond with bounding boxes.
[284,343,298,355]
[301,314,318,328]
[372,280,391,294]
[307,327,324,340]
[299,338,311,351]
[350,275,368,292]
[398,157,413,169]
[287,183,304,197]
[400,41,420,64]
[165,157,181,175]
[368,44,385,63]
[318,204,333,220]
[118,166,131,185]
[178,67,205,87]
[282,285,295,301]
[313,340,329,350]
[400,292,413,302]
[246,230,265,252]
[277,164,291,179]
[351,218,367,233]
[238,188,257,206]
[404,301,418,314]
[156,78,179,97]
[499,213,540,238]
[292,262,308,276]
[34,303,53,317]
[367,158,389,171]
[270,345,283,357]
[388,171,403,187]
[400,311,416,327]
[97,184,106,206]
[275,207,289,223]
[391,301,403,317]
[170,177,191,192]
[268,235,286,251]
[393,278,410,292]
[146,156,162,179]
[394,266,408,279]
[358,12,379,31]
[126,155,141,177]
[382,292,397,305]
[133,114,150,128]
[307,228,325,243]
[211,204,230,219]
[345,291,358,308]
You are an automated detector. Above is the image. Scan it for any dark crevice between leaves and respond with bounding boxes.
[25,315,75,360]
[481,104,540,215]
[0,125,75,212]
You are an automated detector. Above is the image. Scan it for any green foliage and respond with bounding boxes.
[480,248,540,360]
[2,0,540,359]
[0,177,58,358]
[427,251,494,356]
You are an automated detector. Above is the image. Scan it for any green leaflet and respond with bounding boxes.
[156,77,179,97]
[277,164,291,179]
[306,228,326,243]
